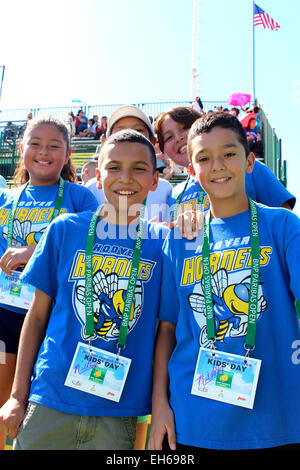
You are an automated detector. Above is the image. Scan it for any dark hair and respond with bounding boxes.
[14,116,76,185]
[99,129,157,173]
[187,112,250,160]
[154,106,201,152]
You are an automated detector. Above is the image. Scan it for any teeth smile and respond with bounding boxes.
[212,177,230,183]
[36,161,50,165]
[116,190,135,195]
[179,145,187,154]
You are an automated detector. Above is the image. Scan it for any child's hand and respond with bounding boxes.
[175,209,203,239]
[0,397,27,439]
[147,402,176,450]
[0,246,36,274]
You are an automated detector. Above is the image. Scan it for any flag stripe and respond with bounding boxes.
[254,4,280,31]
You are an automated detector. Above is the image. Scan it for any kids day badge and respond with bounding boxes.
[65,342,131,402]
[191,348,261,409]
[0,269,35,309]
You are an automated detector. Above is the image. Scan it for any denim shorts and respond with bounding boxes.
[14,402,137,450]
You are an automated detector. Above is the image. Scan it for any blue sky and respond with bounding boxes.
[0,0,299,214]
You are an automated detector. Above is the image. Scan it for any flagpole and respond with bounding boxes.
[190,0,199,100]
[252,0,256,105]
[0,66,5,104]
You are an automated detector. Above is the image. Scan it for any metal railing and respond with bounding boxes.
[260,106,286,187]
[0,100,229,124]
[0,100,286,188]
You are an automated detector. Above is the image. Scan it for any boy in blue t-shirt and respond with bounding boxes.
[148,112,300,452]
[0,130,168,450]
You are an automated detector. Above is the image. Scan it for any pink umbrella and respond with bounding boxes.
[227,93,251,107]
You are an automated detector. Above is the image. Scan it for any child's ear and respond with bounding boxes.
[19,142,24,158]
[95,168,102,189]
[149,170,159,192]
[65,148,72,164]
[245,152,255,174]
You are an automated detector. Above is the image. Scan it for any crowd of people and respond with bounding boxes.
[0,101,299,454]
[76,100,264,189]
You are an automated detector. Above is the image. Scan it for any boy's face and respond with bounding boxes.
[96,141,158,222]
[189,127,254,208]
[111,117,150,140]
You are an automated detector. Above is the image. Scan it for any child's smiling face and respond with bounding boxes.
[97,141,158,223]
[161,115,190,167]
[189,127,255,216]
[21,124,71,186]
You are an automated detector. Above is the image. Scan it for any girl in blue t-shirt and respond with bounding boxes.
[0,116,98,449]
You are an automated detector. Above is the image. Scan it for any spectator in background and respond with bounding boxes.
[66,112,76,137]
[230,107,240,118]
[191,96,204,114]
[95,116,107,140]
[80,160,98,185]
[91,115,99,134]
[75,109,88,135]
[3,122,16,141]
[84,119,96,137]
[245,117,263,161]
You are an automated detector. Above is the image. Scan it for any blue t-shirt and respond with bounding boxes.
[21,212,169,417]
[159,204,300,450]
[0,181,98,313]
[167,160,296,220]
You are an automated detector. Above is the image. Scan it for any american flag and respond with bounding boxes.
[254,4,280,31]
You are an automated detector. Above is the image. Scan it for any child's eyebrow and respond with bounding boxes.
[29,137,62,142]
[106,159,150,166]
[196,143,239,154]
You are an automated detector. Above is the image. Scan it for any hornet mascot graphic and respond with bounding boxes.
[189,268,267,347]
[75,270,142,341]
[3,220,44,246]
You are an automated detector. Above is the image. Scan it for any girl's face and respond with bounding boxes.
[160,115,190,167]
[249,119,256,129]
[21,124,71,186]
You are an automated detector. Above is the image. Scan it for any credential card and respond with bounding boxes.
[0,269,35,309]
[65,342,131,402]
[191,347,261,409]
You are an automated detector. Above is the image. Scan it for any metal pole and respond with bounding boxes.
[0,65,5,103]
[190,0,199,100]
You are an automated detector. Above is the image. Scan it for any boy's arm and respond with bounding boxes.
[0,289,52,439]
[148,321,177,450]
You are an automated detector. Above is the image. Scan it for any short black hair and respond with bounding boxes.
[98,129,157,173]
[187,112,250,160]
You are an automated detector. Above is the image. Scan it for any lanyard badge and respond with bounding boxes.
[0,178,65,309]
[191,199,262,408]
